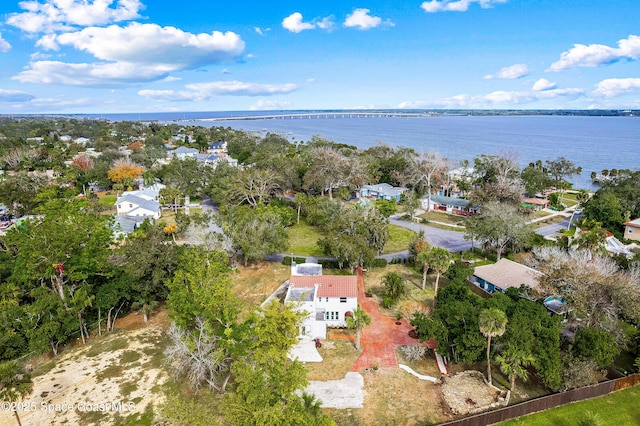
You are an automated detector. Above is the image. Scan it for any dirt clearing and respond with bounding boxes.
[0,313,170,426]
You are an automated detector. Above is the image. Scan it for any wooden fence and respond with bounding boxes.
[439,374,640,426]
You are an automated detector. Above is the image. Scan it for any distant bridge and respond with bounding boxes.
[201,112,434,122]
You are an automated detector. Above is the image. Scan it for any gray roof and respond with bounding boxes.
[293,263,323,276]
[286,287,315,302]
[173,146,198,155]
[112,215,147,234]
[361,183,407,197]
[116,193,160,215]
[423,194,472,207]
[473,258,542,291]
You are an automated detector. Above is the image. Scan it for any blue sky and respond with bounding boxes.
[0,0,639,113]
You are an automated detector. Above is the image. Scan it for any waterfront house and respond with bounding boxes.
[356,183,407,201]
[470,258,542,294]
[421,194,479,216]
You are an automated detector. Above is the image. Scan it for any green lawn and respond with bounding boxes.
[98,194,117,205]
[286,221,416,257]
[286,220,325,256]
[498,386,640,426]
[383,224,416,254]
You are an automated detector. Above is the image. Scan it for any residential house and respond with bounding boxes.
[115,193,161,219]
[171,146,199,160]
[357,183,407,201]
[207,141,228,154]
[194,153,238,168]
[470,258,542,294]
[421,194,479,216]
[285,274,358,340]
[624,218,640,242]
[522,197,550,211]
[112,215,148,238]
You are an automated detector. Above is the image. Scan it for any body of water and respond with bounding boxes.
[91,112,640,189]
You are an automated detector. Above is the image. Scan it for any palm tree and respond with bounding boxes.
[479,308,508,385]
[495,346,535,393]
[416,249,430,291]
[346,305,371,351]
[426,247,452,302]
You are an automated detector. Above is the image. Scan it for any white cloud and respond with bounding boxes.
[15,23,245,86]
[593,78,640,97]
[282,12,335,33]
[532,78,557,91]
[484,63,528,79]
[421,0,507,13]
[397,100,430,108]
[40,23,244,66]
[317,16,336,31]
[138,80,298,101]
[282,12,315,33]
[185,81,297,96]
[0,34,11,52]
[549,35,640,71]
[7,0,143,33]
[13,60,172,86]
[0,89,35,102]
[250,100,293,110]
[254,27,271,35]
[344,9,391,30]
[417,84,584,108]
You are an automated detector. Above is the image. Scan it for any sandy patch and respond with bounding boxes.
[0,326,168,426]
[441,370,508,415]
[306,372,365,409]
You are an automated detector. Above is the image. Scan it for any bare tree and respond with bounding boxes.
[303,146,348,198]
[531,247,635,327]
[229,168,279,207]
[406,151,448,211]
[165,319,233,393]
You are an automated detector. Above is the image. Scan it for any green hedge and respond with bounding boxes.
[282,256,307,266]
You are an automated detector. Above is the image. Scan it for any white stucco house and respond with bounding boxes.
[285,274,358,340]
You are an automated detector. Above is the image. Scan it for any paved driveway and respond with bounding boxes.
[352,267,436,371]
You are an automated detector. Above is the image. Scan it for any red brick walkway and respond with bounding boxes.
[351,266,436,372]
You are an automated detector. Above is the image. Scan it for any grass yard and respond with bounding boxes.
[286,221,416,257]
[286,220,325,256]
[498,385,640,426]
[383,224,417,254]
[99,194,118,205]
[532,214,568,228]
[418,210,467,226]
[231,261,291,316]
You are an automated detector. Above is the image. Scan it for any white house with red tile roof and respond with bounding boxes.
[285,275,358,340]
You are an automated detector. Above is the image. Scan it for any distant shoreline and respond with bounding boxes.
[2,109,639,121]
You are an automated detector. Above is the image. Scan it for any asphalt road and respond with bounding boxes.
[389,215,472,253]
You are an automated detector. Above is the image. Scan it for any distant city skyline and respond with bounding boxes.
[0,0,639,113]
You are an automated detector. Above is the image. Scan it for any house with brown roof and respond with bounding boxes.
[522,197,550,211]
[285,274,358,340]
[624,218,640,242]
[469,258,542,294]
